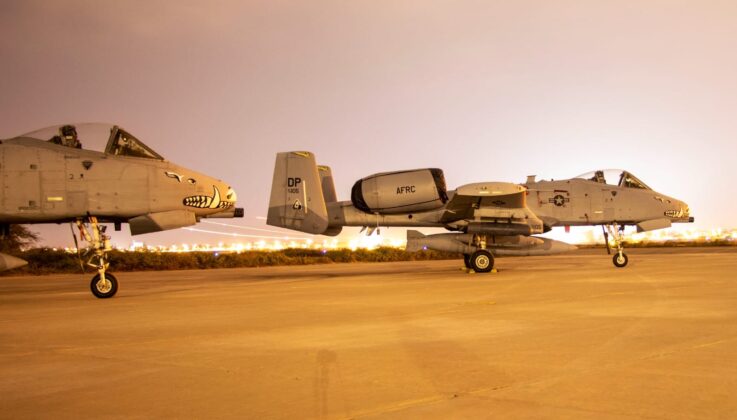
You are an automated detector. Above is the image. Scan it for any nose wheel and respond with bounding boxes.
[613,252,628,268]
[90,273,118,298]
[603,224,628,268]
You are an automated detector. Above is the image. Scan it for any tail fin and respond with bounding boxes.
[267,152,329,234]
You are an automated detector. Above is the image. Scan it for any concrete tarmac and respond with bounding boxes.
[1,248,736,419]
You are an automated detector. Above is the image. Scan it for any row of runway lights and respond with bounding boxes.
[584,227,737,244]
[62,235,405,253]
[59,227,737,254]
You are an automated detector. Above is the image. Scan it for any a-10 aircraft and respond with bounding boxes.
[0,123,243,298]
[267,152,693,272]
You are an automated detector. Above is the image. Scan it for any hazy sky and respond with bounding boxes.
[1,1,735,247]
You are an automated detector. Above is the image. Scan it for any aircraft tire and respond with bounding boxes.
[90,273,118,298]
[613,253,628,268]
[463,254,472,269]
[470,250,494,273]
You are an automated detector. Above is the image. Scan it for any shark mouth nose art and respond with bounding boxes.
[183,186,233,209]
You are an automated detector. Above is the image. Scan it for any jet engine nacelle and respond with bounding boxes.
[351,168,448,214]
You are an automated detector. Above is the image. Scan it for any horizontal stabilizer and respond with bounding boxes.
[0,252,27,271]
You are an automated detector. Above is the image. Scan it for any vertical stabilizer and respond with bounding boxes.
[267,152,329,234]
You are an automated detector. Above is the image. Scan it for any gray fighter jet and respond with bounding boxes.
[267,152,692,272]
[0,123,243,297]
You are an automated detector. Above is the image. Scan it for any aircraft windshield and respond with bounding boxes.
[14,123,163,160]
[105,126,163,160]
[575,169,651,190]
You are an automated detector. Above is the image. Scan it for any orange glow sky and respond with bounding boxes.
[1,1,736,247]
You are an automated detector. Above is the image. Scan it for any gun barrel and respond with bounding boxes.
[202,208,245,219]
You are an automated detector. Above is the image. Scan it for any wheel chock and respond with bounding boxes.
[461,268,499,274]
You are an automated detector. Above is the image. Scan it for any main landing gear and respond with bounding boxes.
[75,217,118,298]
[602,224,628,268]
[462,234,495,273]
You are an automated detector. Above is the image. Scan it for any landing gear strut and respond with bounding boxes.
[462,234,495,273]
[76,217,118,298]
[603,224,628,268]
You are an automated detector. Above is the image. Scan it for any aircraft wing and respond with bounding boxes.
[440,182,544,235]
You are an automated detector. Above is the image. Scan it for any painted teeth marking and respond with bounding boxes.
[183,186,232,210]
[182,195,213,208]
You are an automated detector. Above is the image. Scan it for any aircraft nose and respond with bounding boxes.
[225,186,237,203]
[680,201,694,222]
[667,198,693,223]
[220,183,244,218]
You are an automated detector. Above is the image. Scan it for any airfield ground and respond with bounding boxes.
[1,247,736,419]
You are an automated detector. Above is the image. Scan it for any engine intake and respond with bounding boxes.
[351,168,448,214]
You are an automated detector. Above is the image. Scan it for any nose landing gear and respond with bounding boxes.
[603,224,628,268]
[75,217,118,298]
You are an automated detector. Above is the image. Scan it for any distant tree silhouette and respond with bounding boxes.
[0,225,39,253]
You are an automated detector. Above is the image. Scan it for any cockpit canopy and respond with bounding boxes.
[104,126,163,160]
[17,123,164,160]
[576,169,652,190]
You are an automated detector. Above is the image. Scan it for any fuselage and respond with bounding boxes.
[325,177,691,231]
[523,178,691,228]
[0,138,236,224]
